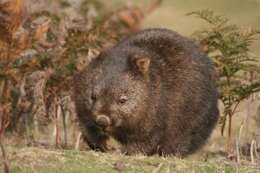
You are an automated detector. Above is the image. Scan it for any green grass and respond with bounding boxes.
[1,147,260,173]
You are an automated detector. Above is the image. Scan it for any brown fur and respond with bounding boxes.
[73,28,219,156]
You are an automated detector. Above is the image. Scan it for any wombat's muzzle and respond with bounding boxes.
[95,115,111,127]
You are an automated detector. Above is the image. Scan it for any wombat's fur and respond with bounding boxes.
[73,28,219,156]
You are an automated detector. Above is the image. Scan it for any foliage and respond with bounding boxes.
[0,0,160,149]
[188,9,260,151]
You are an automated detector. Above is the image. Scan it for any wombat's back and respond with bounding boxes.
[117,28,219,155]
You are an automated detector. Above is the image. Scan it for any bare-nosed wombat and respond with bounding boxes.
[73,28,219,156]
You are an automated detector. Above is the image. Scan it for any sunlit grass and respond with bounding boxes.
[1,147,259,173]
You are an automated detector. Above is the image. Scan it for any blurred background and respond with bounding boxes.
[138,0,260,54]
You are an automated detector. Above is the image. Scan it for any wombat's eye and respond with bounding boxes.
[91,93,97,102]
[119,95,128,104]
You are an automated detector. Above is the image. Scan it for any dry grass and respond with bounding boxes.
[0,146,259,173]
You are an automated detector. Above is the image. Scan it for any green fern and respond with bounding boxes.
[189,9,260,151]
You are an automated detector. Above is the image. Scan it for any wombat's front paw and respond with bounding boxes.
[89,144,106,152]
[87,137,110,152]
[97,143,108,152]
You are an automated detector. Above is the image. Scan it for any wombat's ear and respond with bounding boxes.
[130,56,150,76]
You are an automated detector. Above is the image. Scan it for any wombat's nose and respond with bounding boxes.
[95,115,111,127]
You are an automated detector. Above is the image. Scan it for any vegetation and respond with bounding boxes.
[188,9,260,152]
[0,0,155,143]
[1,147,260,173]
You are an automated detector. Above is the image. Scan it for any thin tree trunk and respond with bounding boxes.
[60,103,67,148]
[227,112,233,153]
[244,71,254,144]
[54,102,61,147]
[256,106,260,151]
[244,97,252,143]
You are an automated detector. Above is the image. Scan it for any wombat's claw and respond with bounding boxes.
[89,143,108,152]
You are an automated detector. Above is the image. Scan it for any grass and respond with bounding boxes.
[1,147,260,173]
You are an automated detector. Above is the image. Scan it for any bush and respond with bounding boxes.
[188,9,260,152]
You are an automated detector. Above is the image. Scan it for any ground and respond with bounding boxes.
[1,147,259,173]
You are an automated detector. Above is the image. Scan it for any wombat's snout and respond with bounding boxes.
[95,115,111,127]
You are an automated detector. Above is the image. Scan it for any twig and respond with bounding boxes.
[0,105,10,173]
[75,132,82,150]
[254,140,259,158]
[0,138,10,173]
[250,140,256,165]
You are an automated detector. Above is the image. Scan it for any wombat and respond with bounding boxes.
[73,28,219,156]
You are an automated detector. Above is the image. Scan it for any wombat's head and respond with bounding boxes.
[75,49,153,132]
